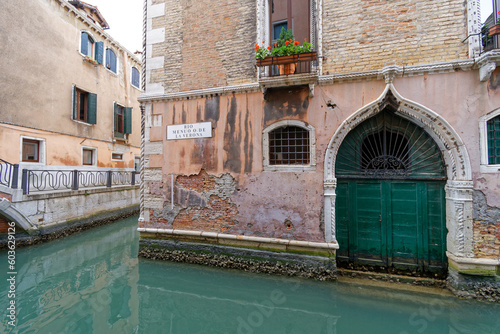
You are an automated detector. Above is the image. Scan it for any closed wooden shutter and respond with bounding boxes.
[124,107,132,134]
[95,42,104,64]
[81,32,88,55]
[72,85,77,119]
[87,93,97,124]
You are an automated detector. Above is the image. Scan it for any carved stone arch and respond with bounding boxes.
[323,83,474,260]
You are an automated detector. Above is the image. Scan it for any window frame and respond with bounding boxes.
[134,155,141,173]
[80,31,95,58]
[263,120,316,171]
[257,0,319,77]
[113,102,132,140]
[82,146,97,166]
[72,85,97,125]
[105,48,118,74]
[479,108,500,173]
[20,136,46,165]
[131,66,140,89]
[111,152,124,161]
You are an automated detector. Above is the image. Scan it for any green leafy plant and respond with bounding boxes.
[255,27,315,60]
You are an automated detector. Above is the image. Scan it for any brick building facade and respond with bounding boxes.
[139,0,500,300]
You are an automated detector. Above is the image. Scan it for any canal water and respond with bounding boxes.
[1,215,499,334]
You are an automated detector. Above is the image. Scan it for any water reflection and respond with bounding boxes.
[0,216,499,334]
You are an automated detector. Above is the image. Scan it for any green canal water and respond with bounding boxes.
[1,215,499,334]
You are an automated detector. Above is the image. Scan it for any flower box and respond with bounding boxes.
[256,52,317,67]
[490,24,500,36]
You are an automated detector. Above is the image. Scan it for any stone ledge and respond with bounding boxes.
[138,227,339,256]
[447,252,500,276]
[24,185,139,201]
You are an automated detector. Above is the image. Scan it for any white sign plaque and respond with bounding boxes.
[167,122,212,140]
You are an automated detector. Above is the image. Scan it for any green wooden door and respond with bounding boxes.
[336,180,446,275]
[335,110,447,276]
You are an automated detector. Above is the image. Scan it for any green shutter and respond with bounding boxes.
[124,107,132,134]
[95,42,104,64]
[72,85,77,119]
[87,93,97,124]
[113,102,117,132]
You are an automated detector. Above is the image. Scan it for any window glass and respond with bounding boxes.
[22,139,40,162]
[82,149,94,165]
[106,49,117,73]
[273,22,287,41]
[112,153,123,160]
[134,156,140,172]
[116,105,124,133]
[131,67,140,88]
[76,88,88,122]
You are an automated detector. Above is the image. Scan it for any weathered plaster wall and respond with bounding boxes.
[0,124,139,169]
[142,70,500,251]
[0,0,141,166]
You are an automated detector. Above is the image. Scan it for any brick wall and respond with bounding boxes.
[473,221,500,259]
[146,170,238,233]
[473,191,500,259]
[148,0,469,93]
[0,192,12,201]
[323,0,468,74]
[149,0,256,93]
[0,215,10,234]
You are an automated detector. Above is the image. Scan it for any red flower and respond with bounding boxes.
[262,40,265,44]
[274,42,277,47]
[285,41,289,45]
[267,46,271,50]
[255,46,259,50]
[294,41,299,45]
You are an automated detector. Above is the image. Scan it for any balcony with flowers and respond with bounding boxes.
[255,28,318,93]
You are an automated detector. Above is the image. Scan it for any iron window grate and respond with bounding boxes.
[269,126,310,165]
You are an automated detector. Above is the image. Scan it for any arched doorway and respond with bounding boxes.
[334,108,448,276]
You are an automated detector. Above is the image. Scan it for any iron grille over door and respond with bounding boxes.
[336,110,446,180]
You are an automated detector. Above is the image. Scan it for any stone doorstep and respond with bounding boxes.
[337,268,448,290]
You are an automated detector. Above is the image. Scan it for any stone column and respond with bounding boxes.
[445,180,474,258]
[323,178,337,243]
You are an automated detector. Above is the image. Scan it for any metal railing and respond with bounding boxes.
[21,169,139,194]
[0,159,19,189]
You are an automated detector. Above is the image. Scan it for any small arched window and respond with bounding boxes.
[81,31,94,57]
[131,67,140,88]
[106,48,117,73]
[263,120,316,171]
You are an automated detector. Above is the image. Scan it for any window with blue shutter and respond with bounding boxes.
[131,67,140,88]
[80,32,94,57]
[81,32,88,55]
[106,49,117,73]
